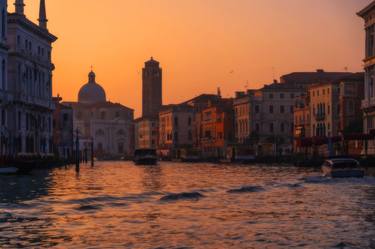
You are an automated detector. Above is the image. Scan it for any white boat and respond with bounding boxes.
[322,158,365,178]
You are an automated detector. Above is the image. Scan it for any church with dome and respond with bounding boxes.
[63,70,134,159]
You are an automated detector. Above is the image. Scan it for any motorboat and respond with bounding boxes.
[134,149,158,165]
[321,158,365,178]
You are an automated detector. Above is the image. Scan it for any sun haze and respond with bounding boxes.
[18,0,369,117]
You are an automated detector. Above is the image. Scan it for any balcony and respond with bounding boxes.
[314,113,326,121]
[362,98,375,110]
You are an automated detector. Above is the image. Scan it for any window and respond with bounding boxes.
[77,111,82,120]
[255,123,260,132]
[115,111,120,118]
[205,130,211,138]
[367,25,374,57]
[280,123,285,133]
[174,132,179,142]
[290,106,294,113]
[269,105,274,114]
[174,117,179,127]
[1,59,5,90]
[255,105,260,114]
[270,123,274,133]
[1,109,5,126]
[63,113,68,122]
[290,93,295,99]
[188,117,192,126]
[1,9,5,39]
[118,143,124,153]
[280,93,284,99]
[280,105,285,114]
[101,111,106,119]
[269,93,274,99]
[188,130,192,140]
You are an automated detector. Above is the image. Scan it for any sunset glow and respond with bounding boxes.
[19,0,369,116]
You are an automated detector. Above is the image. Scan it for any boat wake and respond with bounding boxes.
[301,175,375,185]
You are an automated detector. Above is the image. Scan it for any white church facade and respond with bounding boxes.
[64,71,134,159]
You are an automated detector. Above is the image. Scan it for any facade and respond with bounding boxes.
[0,0,8,156]
[309,83,339,138]
[142,57,162,118]
[158,104,194,158]
[195,99,234,159]
[234,82,303,156]
[293,94,311,153]
[52,96,73,159]
[134,117,158,149]
[280,70,353,89]
[294,73,364,156]
[64,71,134,159]
[358,2,375,154]
[6,0,57,156]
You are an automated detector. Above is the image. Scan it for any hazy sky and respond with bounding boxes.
[18,0,370,117]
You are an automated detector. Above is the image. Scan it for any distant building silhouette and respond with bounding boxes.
[142,57,162,118]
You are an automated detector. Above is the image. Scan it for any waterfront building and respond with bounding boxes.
[293,94,311,154]
[142,57,162,118]
[158,104,194,158]
[295,73,364,156]
[358,2,375,154]
[280,69,353,89]
[195,98,234,159]
[0,0,8,156]
[134,117,158,149]
[52,96,73,159]
[234,82,303,156]
[6,0,57,156]
[63,70,134,159]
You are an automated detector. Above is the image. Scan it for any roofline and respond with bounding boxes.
[357,1,375,17]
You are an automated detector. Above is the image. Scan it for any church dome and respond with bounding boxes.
[78,70,107,104]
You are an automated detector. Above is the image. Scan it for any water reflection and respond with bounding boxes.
[0,170,51,203]
[0,162,374,248]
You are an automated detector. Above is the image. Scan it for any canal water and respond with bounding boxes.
[0,162,375,249]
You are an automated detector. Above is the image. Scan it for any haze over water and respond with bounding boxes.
[0,162,374,248]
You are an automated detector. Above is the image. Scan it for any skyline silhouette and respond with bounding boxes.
[19,0,370,117]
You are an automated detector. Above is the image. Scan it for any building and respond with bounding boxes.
[52,96,73,159]
[234,82,303,156]
[64,70,134,159]
[142,57,162,118]
[293,94,311,154]
[280,70,353,89]
[158,104,195,158]
[358,2,375,154]
[295,73,364,156]
[134,117,158,149]
[6,0,57,156]
[196,98,234,159]
[0,0,8,156]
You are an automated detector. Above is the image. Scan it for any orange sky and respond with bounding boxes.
[18,0,370,117]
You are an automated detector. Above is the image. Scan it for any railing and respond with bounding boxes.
[314,113,326,121]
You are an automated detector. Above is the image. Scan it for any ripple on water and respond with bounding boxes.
[160,192,204,202]
[227,185,265,194]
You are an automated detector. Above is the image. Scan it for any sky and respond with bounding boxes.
[17,0,371,117]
